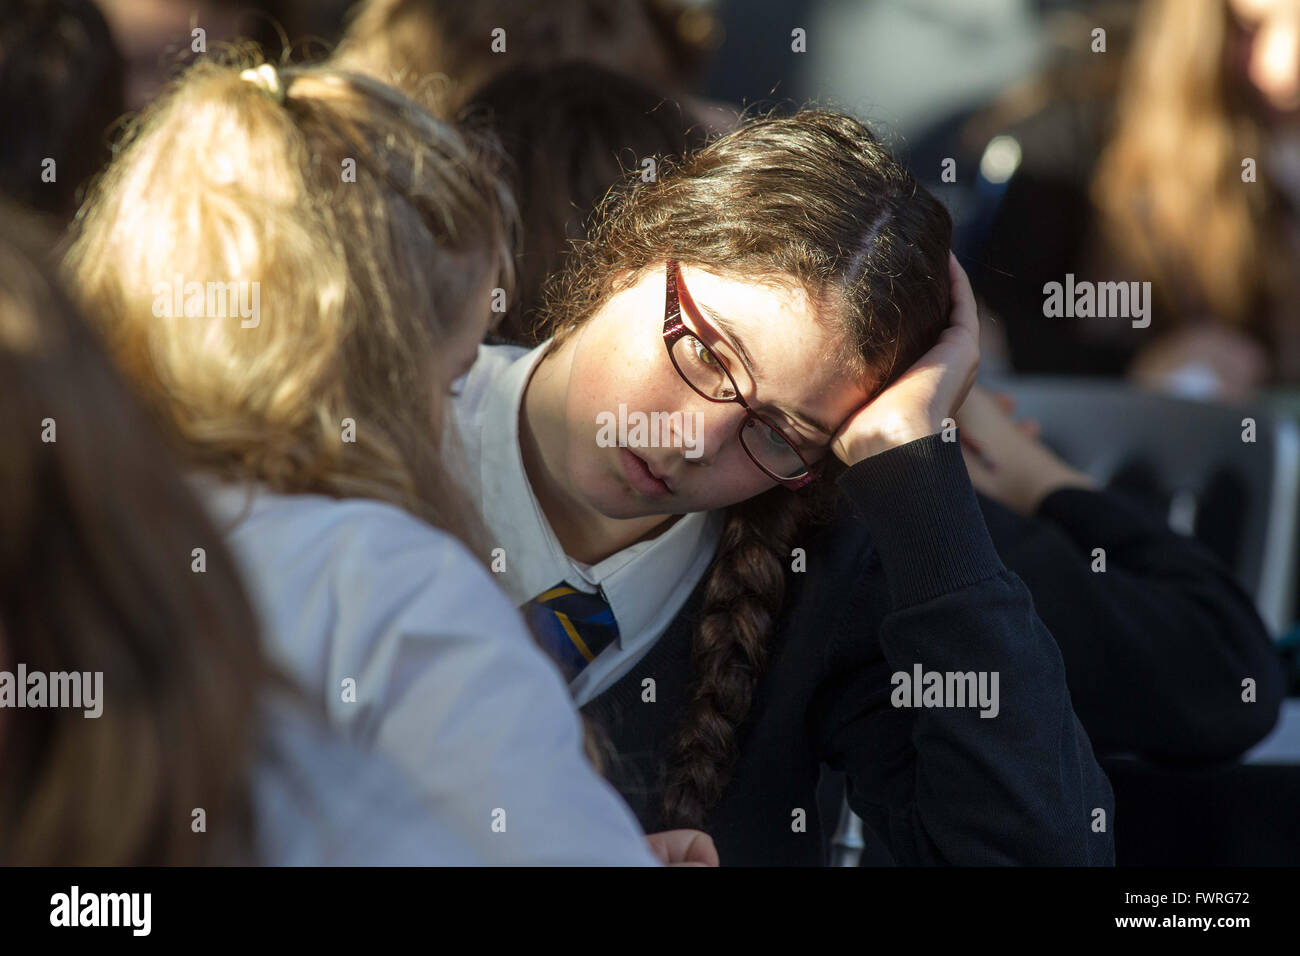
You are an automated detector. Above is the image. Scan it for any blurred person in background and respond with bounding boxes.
[1,0,355,223]
[460,63,711,347]
[334,0,730,126]
[98,0,294,109]
[826,381,1290,865]
[0,0,125,223]
[966,0,1300,400]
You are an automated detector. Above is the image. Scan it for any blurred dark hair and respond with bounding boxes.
[461,63,710,345]
[336,0,718,115]
[0,0,126,220]
[0,205,270,864]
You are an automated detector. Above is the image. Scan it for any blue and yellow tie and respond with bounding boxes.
[523,583,620,682]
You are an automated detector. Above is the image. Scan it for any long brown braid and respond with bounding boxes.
[535,109,953,828]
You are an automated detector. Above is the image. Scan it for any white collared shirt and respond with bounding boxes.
[197,477,658,866]
[452,342,723,706]
[252,694,489,865]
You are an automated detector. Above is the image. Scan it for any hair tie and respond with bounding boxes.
[239,63,285,104]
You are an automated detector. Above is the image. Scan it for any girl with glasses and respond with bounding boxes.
[453,108,1115,865]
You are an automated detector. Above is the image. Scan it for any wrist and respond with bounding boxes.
[1020,457,1097,515]
[843,415,939,464]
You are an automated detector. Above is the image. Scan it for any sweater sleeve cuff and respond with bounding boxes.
[835,431,1005,608]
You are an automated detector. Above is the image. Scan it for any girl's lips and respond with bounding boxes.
[619,447,672,497]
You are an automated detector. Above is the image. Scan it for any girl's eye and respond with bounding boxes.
[691,336,720,367]
[745,416,792,451]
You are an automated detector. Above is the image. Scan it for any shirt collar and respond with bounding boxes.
[470,340,720,646]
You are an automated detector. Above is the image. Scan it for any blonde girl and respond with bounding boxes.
[65,57,667,865]
[0,208,484,864]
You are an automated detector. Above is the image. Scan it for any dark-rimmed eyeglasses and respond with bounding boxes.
[662,258,822,490]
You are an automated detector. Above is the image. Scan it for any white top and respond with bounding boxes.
[199,478,659,866]
[252,695,487,865]
[451,342,723,706]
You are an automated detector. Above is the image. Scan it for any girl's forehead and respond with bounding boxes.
[671,264,868,430]
[676,264,811,313]
[674,265,838,362]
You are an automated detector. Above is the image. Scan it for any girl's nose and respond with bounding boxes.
[679,396,748,466]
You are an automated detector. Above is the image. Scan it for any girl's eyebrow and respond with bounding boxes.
[700,302,762,377]
[697,302,837,439]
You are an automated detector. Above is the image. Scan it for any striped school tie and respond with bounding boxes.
[523,583,620,682]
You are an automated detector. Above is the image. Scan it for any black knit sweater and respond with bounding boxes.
[581,432,1116,866]
[979,487,1285,763]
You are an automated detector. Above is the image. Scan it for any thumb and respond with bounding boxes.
[646,829,720,866]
